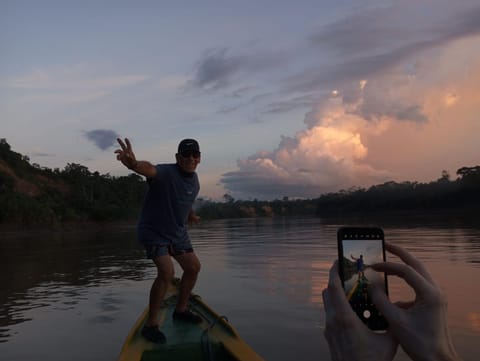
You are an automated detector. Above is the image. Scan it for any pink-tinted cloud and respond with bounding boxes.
[221,34,480,199]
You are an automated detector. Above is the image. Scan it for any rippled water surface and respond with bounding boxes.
[1,216,479,361]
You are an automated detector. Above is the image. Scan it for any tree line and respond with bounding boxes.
[0,138,479,226]
[0,139,146,225]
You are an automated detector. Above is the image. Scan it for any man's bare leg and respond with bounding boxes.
[145,255,174,326]
[173,252,201,312]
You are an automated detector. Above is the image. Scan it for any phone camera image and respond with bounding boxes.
[337,227,388,331]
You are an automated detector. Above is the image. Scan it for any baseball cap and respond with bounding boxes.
[178,139,200,153]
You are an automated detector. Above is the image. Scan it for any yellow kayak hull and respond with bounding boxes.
[117,278,264,361]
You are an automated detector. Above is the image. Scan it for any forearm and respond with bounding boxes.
[188,209,200,225]
[129,160,157,178]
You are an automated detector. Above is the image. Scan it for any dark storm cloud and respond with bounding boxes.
[190,3,480,118]
[309,1,480,57]
[189,2,480,105]
[286,40,431,93]
[262,93,321,115]
[220,169,329,200]
[359,102,428,123]
[191,48,285,90]
[190,0,480,121]
[289,2,480,93]
[191,48,245,89]
[309,8,431,56]
[84,129,119,150]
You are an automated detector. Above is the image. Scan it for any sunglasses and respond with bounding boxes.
[180,150,201,159]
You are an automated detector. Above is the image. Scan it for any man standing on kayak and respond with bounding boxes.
[351,254,365,280]
[115,137,202,343]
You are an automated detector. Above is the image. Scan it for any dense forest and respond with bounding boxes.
[0,139,146,226]
[0,138,479,227]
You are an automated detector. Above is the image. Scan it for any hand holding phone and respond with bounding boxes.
[322,261,398,361]
[325,239,462,361]
[337,227,389,331]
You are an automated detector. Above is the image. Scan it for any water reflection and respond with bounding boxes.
[1,216,479,361]
[0,226,149,343]
[190,217,480,361]
[468,313,480,332]
[192,218,335,309]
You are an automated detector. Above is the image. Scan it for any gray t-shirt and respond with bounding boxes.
[137,164,200,245]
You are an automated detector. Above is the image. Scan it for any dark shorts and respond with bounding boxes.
[138,227,194,259]
[144,243,194,259]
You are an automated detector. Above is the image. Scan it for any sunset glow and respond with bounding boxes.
[2,0,479,199]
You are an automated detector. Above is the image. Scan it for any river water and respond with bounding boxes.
[1,216,479,361]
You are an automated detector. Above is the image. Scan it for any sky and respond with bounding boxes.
[1,0,480,200]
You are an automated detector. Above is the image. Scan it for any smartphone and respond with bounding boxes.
[337,227,388,331]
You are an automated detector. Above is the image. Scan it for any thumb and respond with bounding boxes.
[370,283,399,323]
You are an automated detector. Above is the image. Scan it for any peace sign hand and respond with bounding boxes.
[115,138,138,170]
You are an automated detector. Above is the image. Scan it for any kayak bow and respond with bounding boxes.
[117,278,264,361]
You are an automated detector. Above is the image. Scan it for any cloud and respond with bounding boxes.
[190,48,285,90]
[262,93,321,115]
[84,129,119,150]
[288,0,480,93]
[221,99,392,200]
[220,25,480,199]
[190,48,245,90]
[187,1,480,121]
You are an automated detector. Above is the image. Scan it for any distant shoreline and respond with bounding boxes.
[1,207,478,233]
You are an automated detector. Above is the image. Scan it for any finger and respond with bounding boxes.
[322,286,358,334]
[385,242,434,283]
[370,283,402,325]
[125,138,132,151]
[371,262,432,299]
[326,261,354,314]
[322,322,340,361]
[324,267,370,335]
[322,288,333,323]
[117,138,127,150]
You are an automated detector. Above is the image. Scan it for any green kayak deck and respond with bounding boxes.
[117,279,264,361]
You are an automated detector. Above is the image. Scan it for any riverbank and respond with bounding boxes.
[1,207,479,233]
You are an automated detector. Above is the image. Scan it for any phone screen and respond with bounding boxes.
[337,227,388,330]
